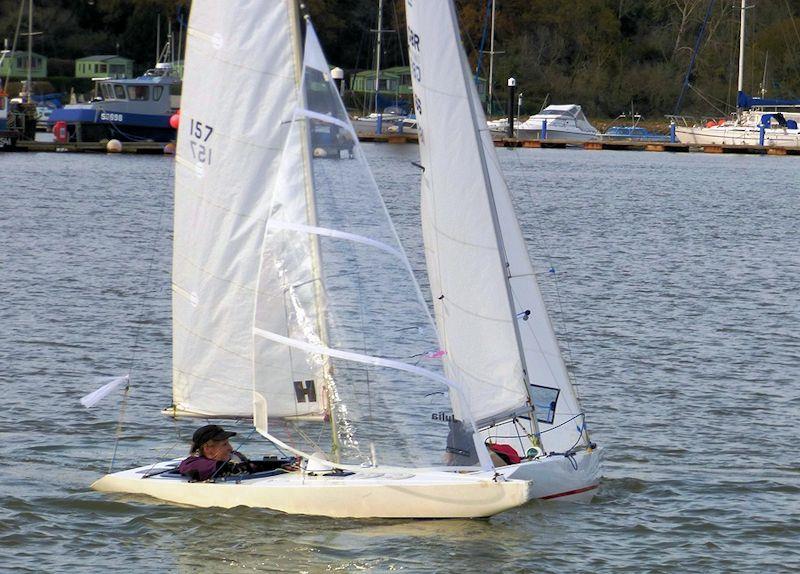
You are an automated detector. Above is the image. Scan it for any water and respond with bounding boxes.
[2,146,799,572]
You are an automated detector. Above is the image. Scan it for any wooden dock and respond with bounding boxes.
[4,134,800,156]
[4,140,170,154]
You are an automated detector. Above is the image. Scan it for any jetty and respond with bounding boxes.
[3,134,800,156]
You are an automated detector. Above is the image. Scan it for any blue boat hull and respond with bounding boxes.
[48,108,174,143]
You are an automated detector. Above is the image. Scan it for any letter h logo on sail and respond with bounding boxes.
[293,380,317,403]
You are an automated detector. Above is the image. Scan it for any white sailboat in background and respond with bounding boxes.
[91,0,532,519]
[405,0,601,501]
[675,0,800,147]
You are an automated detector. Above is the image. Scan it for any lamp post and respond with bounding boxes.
[506,77,516,139]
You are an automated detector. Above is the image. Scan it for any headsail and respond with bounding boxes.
[171,1,321,419]
[406,0,587,453]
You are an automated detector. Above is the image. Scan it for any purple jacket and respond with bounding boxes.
[178,451,250,481]
[178,456,221,481]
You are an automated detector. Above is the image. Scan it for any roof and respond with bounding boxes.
[76,55,133,62]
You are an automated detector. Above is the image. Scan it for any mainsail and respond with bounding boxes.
[406,0,587,453]
[171,1,321,418]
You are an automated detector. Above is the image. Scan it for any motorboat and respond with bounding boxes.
[386,115,417,134]
[48,62,180,142]
[352,107,407,134]
[515,104,599,142]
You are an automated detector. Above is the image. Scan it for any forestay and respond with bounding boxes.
[406,0,587,453]
[252,20,491,470]
[171,1,322,419]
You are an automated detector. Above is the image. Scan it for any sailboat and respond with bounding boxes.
[405,0,601,501]
[675,0,800,147]
[91,0,532,519]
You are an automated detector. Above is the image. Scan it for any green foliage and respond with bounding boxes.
[2,0,798,118]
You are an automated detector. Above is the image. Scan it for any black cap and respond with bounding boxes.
[191,424,236,450]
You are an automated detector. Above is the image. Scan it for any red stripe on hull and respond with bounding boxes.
[539,483,599,500]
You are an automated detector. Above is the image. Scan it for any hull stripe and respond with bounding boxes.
[539,483,599,500]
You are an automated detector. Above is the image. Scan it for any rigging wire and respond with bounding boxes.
[107,152,172,472]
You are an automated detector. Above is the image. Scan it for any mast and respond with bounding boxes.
[288,2,340,460]
[25,0,31,103]
[737,0,746,107]
[373,0,383,115]
[156,14,161,67]
[447,3,540,438]
[486,0,495,115]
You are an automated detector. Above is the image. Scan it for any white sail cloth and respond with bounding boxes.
[171,1,320,418]
[406,0,585,452]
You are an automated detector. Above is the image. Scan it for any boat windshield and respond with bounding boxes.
[127,85,149,101]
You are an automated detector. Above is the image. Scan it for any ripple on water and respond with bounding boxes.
[2,148,799,572]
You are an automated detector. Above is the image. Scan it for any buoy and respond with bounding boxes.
[106,139,122,153]
[169,113,180,129]
[53,120,68,143]
[313,147,327,158]
[163,142,176,155]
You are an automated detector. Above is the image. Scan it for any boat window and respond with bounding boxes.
[530,385,560,425]
[101,84,112,100]
[127,85,149,101]
[114,85,126,99]
[152,86,164,101]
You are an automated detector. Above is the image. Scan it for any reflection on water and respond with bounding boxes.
[1,147,799,572]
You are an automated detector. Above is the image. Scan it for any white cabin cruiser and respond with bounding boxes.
[515,104,599,142]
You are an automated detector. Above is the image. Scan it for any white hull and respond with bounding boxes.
[676,125,800,147]
[92,461,532,518]
[352,115,405,134]
[497,447,602,502]
[516,128,598,143]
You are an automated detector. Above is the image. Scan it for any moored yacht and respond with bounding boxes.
[674,0,800,148]
[515,104,599,142]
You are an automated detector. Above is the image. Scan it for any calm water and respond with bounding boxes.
[1,145,798,573]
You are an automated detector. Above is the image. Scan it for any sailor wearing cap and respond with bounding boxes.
[178,424,253,481]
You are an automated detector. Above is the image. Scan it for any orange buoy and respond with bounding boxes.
[169,113,180,129]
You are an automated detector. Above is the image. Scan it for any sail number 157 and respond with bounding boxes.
[188,118,213,165]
